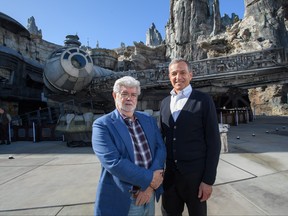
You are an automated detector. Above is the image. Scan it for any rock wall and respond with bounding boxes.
[249,84,288,115]
[167,0,288,58]
[244,0,288,47]
[165,0,215,60]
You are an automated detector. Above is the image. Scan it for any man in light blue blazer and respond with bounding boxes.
[92,76,166,216]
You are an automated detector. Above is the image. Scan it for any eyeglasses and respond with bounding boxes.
[119,92,138,99]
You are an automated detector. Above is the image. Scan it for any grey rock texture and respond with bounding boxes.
[27,16,42,38]
[244,0,288,48]
[201,0,287,57]
[249,85,288,116]
[116,42,166,70]
[165,0,214,60]
[146,23,163,47]
[166,0,288,59]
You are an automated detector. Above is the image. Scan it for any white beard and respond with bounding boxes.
[115,97,136,113]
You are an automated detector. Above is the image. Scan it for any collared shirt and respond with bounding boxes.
[170,85,192,121]
[121,113,152,169]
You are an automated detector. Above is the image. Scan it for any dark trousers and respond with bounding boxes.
[161,168,207,216]
[0,123,8,142]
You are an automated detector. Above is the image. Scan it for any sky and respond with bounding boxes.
[1,0,245,49]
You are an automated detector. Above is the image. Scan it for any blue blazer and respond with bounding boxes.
[92,109,166,216]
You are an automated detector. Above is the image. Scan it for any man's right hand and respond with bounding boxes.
[150,170,164,189]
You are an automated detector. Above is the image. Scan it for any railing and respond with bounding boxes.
[9,99,101,142]
[190,47,288,77]
[217,107,253,126]
[10,99,101,127]
[11,107,60,126]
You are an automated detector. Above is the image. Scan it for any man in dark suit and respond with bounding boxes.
[160,59,221,216]
[92,76,166,216]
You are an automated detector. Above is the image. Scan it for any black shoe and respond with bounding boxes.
[6,141,11,145]
[1,141,5,145]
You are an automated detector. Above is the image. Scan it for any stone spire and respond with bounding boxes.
[27,16,42,39]
[145,23,163,47]
[210,0,221,36]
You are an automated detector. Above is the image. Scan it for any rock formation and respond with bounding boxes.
[146,23,163,47]
[244,0,288,48]
[210,0,221,37]
[165,0,288,57]
[249,85,288,116]
[115,41,167,70]
[27,16,42,39]
[198,0,288,56]
[165,0,215,60]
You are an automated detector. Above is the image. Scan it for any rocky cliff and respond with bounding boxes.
[166,0,288,58]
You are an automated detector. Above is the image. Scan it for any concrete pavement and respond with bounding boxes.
[0,115,287,215]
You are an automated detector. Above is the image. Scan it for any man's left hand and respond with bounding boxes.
[198,182,212,202]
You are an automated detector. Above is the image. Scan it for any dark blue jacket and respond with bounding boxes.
[160,88,221,185]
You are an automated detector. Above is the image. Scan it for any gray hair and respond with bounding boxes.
[113,76,141,95]
[169,58,191,71]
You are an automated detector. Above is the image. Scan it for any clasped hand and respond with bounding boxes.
[150,169,164,189]
[135,170,164,206]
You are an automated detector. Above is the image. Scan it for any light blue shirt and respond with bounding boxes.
[170,85,192,121]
